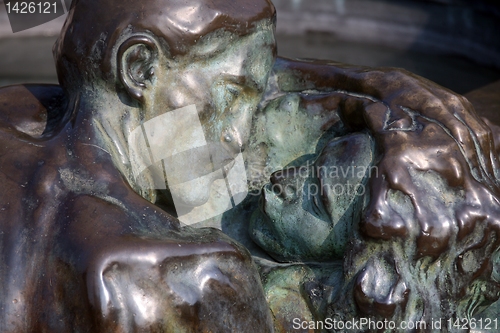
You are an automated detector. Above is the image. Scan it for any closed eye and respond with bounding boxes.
[226,84,241,97]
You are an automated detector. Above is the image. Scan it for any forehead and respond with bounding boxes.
[166,22,276,86]
[185,21,275,59]
[57,0,276,77]
[133,0,276,57]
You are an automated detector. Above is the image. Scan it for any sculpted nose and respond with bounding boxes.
[219,101,254,156]
[221,127,244,155]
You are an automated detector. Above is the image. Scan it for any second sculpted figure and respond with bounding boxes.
[1,0,499,331]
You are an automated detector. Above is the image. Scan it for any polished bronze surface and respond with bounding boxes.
[252,58,500,327]
[54,0,276,92]
[0,84,273,332]
[2,0,500,331]
[269,57,500,253]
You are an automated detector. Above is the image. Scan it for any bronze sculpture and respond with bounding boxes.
[1,0,499,331]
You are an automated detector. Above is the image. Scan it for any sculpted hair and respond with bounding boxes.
[53,0,276,93]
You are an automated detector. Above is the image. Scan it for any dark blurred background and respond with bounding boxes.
[0,0,499,94]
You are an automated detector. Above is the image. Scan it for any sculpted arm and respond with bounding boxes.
[61,194,272,333]
[272,55,492,139]
[271,56,497,185]
[269,56,500,249]
[263,55,500,324]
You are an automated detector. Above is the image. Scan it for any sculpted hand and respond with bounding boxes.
[273,55,500,323]
[332,70,500,322]
[361,68,498,185]
[338,70,500,257]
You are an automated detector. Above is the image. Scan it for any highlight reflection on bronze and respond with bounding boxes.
[0,83,273,332]
[1,0,500,331]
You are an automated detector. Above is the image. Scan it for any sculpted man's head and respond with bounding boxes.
[54,0,276,93]
[53,0,277,210]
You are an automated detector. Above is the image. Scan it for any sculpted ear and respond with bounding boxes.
[117,36,158,104]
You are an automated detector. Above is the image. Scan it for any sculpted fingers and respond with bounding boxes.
[388,89,497,190]
[361,170,408,241]
[348,67,495,183]
[450,94,498,187]
[333,71,500,255]
[445,95,497,188]
[360,113,472,256]
[335,89,416,135]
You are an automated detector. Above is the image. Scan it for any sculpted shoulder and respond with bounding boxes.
[0,84,67,138]
[0,84,69,199]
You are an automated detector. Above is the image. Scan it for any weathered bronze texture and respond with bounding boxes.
[247,58,500,330]
[1,0,500,331]
[0,83,273,331]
